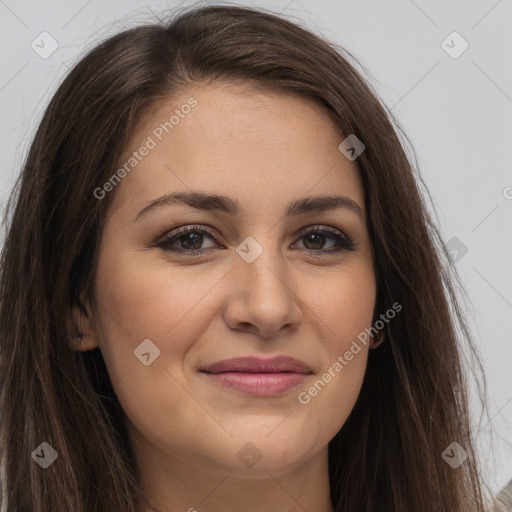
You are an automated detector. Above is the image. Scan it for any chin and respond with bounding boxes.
[198,424,328,476]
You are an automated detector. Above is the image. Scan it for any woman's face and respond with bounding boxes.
[85,82,376,476]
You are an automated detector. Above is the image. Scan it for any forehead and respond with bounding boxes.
[108,82,365,220]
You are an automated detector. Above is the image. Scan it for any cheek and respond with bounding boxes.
[307,259,376,352]
[91,248,227,445]
[92,244,226,384]
[296,262,375,430]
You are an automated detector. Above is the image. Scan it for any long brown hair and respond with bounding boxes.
[0,5,490,511]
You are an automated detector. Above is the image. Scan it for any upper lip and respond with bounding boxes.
[200,356,313,374]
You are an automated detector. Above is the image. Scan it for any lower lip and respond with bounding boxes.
[201,371,309,396]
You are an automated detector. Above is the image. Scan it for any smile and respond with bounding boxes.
[199,356,313,396]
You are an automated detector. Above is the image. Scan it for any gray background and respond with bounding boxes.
[0,0,511,496]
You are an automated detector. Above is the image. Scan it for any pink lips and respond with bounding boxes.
[200,356,313,396]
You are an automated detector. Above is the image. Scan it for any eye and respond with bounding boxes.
[291,225,356,255]
[156,225,221,255]
[155,224,356,256]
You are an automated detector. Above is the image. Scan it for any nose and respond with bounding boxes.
[222,242,303,339]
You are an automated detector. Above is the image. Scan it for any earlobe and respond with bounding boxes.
[369,331,385,349]
[67,300,100,352]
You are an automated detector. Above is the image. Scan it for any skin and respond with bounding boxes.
[74,81,377,512]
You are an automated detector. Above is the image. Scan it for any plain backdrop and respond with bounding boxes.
[0,0,511,497]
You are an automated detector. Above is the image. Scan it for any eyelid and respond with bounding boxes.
[296,224,345,238]
[155,224,220,247]
[156,223,217,239]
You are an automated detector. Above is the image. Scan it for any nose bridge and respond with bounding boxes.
[237,234,290,298]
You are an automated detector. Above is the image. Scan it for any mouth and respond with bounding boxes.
[199,356,313,396]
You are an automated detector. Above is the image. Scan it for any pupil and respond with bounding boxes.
[182,232,202,250]
[304,233,325,250]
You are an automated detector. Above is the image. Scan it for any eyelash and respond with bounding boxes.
[155,224,356,256]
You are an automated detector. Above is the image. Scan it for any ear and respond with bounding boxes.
[67,298,100,352]
[369,331,385,349]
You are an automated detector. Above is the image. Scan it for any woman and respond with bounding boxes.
[0,5,491,511]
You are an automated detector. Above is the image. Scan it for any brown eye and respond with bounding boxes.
[302,232,327,250]
[292,226,356,255]
[177,231,204,251]
[157,225,220,255]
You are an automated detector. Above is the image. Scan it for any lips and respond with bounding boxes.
[199,356,313,396]
[200,355,312,374]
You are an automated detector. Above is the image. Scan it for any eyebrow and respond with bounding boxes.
[134,191,363,221]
